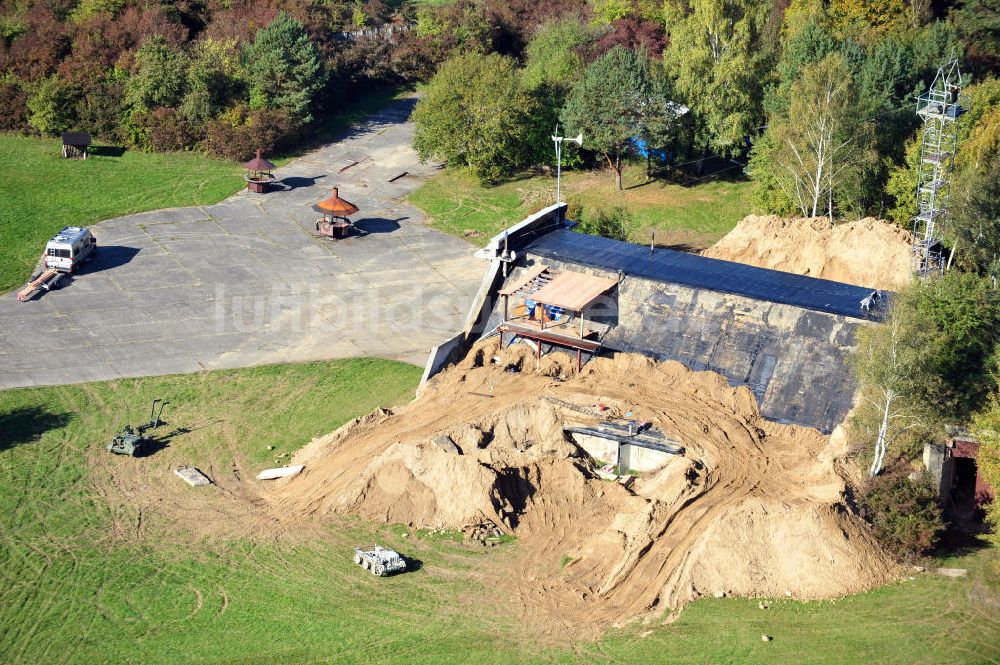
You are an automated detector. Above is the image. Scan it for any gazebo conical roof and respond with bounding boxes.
[312,187,359,216]
[243,148,275,172]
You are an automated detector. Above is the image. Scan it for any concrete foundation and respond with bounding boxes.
[569,432,675,473]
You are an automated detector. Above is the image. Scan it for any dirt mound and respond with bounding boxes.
[268,341,896,629]
[703,215,912,291]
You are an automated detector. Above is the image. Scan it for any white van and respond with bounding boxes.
[45,226,97,273]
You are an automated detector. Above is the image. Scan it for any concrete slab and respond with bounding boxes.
[0,98,483,390]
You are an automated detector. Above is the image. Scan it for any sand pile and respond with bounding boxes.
[269,341,896,628]
[703,215,912,290]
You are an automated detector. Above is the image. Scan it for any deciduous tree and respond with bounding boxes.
[522,16,591,92]
[412,52,540,183]
[755,53,874,219]
[950,157,1000,275]
[663,0,771,155]
[971,396,1000,546]
[182,38,243,125]
[851,273,1000,475]
[27,75,77,136]
[125,36,189,112]
[852,312,922,477]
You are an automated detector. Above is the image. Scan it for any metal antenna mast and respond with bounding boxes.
[911,58,965,277]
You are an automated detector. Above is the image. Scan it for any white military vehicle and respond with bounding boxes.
[353,545,406,576]
[45,226,97,273]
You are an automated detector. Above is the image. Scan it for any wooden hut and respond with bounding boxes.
[61,132,91,159]
[313,187,359,239]
[243,149,277,193]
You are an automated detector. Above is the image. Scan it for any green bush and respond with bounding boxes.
[858,462,945,559]
[412,51,542,184]
[576,206,630,242]
[27,76,77,137]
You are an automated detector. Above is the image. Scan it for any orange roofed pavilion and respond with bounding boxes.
[313,187,359,240]
[313,187,359,217]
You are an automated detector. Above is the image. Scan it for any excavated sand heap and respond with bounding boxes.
[703,215,912,291]
[269,341,896,627]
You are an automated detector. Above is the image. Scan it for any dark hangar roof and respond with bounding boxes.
[525,228,887,320]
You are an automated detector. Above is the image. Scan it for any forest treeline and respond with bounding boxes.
[0,0,597,158]
[0,0,995,175]
[406,0,997,223]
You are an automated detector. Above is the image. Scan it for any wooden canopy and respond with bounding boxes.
[243,148,275,172]
[61,132,91,146]
[499,264,549,296]
[529,270,617,311]
[312,187,359,216]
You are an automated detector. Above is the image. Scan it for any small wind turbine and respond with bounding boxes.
[552,129,583,205]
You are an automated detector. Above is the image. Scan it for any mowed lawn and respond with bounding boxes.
[1,360,998,664]
[408,163,753,250]
[0,136,243,292]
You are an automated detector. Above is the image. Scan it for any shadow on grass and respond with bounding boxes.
[133,437,170,457]
[401,555,423,573]
[932,526,993,558]
[0,406,72,452]
[89,145,126,158]
[673,158,749,186]
[658,242,706,253]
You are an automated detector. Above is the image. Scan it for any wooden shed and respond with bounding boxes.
[61,132,92,159]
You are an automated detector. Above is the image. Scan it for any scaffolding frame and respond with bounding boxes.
[911,58,966,277]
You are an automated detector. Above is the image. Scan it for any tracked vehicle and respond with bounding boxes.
[107,399,167,456]
[353,545,406,576]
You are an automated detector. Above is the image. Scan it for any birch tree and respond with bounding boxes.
[851,272,1000,476]
[852,313,921,477]
[770,53,871,219]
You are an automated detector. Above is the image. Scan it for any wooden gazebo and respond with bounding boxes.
[243,149,277,193]
[313,187,359,239]
[61,132,91,159]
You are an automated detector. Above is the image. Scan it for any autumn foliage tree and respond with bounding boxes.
[663,0,772,155]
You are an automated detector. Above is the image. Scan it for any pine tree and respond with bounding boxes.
[242,12,326,125]
[561,47,677,190]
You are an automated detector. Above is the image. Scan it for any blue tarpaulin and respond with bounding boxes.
[631,137,669,161]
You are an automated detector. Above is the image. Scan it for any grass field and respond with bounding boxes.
[408,163,753,250]
[1,360,998,664]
